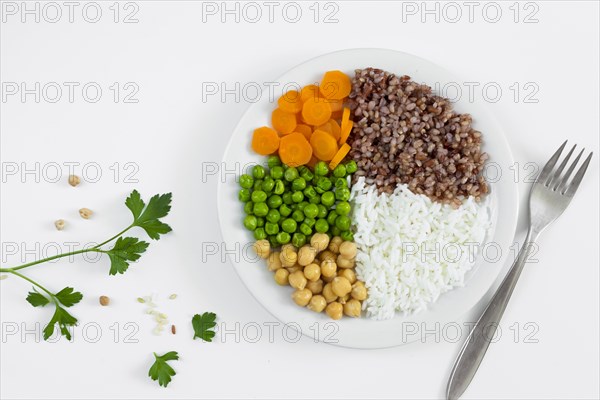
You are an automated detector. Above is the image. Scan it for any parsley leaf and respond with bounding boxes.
[148,351,179,387]
[26,289,49,307]
[192,312,217,342]
[126,190,173,240]
[105,236,149,275]
[43,304,78,340]
[54,287,83,307]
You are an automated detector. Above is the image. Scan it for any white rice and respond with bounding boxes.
[351,177,491,320]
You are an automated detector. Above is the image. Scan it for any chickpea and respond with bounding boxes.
[339,241,357,258]
[351,281,367,300]
[320,259,337,278]
[310,233,330,252]
[286,265,302,274]
[322,274,335,283]
[306,279,323,295]
[79,208,93,219]
[307,295,327,312]
[331,276,351,297]
[274,269,289,285]
[280,246,298,267]
[54,219,66,231]
[253,240,270,259]
[325,302,343,320]
[338,293,350,304]
[328,236,343,253]
[68,174,81,187]
[297,245,317,266]
[292,289,312,307]
[343,299,361,318]
[319,250,336,262]
[322,283,337,303]
[338,268,356,284]
[336,255,355,269]
[289,270,307,290]
[303,263,321,282]
[267,251,282,271]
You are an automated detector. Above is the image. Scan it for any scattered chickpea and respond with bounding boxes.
[351,281,367,301]
[322,274,335,283]
[292,289,312,307]
[253,240,270,259]
[338,293,350,304]
[339,241,357,258]
[79,208,93,219]
[297,245,317,266]
[310,233,330,252]
[54,219,66,231]
[331,276,352,297]
[320,259,337,278]
[274,268,289,285]
[336,255,355,269]
[286,265,302,274]
[289,270,307,290]
[325,302,343,320]
[343,299,362,318]
[307,295,327,313]
[328,236,343,253]
[68,174,81,187]
[339,268,356,284]
[319,250,336,262]
[280,245,298,267]
[306,279,323,295]
[267,251,283,271]
[322,283,337,303]
[99,296,110,306]
[303,263,321,282]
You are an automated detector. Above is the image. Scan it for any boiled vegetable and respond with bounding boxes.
[252,126,280,155]
[319,71,351,100]
[277,90,303,114]
[272,108,297,134]
[302,98,332,126]
[279,132,313,167]
[310,129,339,161]
[301,84,320,102]
[295,124,312,141]
[339,120,353,145]
[329,143,351,169]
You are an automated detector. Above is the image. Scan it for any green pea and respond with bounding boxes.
[239,174,254,189]
[254,228,267,240]
[303,203,319,219]
[265,222,279,235]
[262,177,275,193]
[252,165,266,179]
[253,179,263,191]
[314,161,329,176]
[303,186,317,199]
[284,167,299,182]
[309,195,321,205]
[334,178,347,190]
[282,192,293,205]
[336,187,351,201]
[253,202,268,217]
[279,204,292,217]
[276,231,291,245]
[333,165,347,178]
[315,186,325,194]
[299,223,312,236]
[316,177,332,191]
[291,210,304,223]
[290,203,298,211]
[300,168,314,182]
[292,191,304,203]
[304,217,316,227]
[321,191,335,207]
[267,155,281,169]
[297,201,309,211]
[292,177,306,191]
[331,226,341,236]
[266,209,280,224]
[243,215,257,231]
[335,215,351,231]
[238,189,251,202]
[268,235,279,248]
[267,195,283,209]
[244,201,254,215]
[273,179,285,194]
[292,232,307,247]
[270,166,284,180]
[315,219,329,233]
[256,217,265,227]
[335,201,351,216]
[345,160,358,174]
[251,190,267,203]
[327,210,338,225]
[317,204,328,219]
[341,231,354,241]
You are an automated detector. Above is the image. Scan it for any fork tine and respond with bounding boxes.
[564,152,593,196]
[537,140,567,184]
[556,148,584,193]
[550,144,576,188]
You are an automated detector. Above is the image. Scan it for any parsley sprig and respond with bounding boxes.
[0,190,172,341]
[148,351,179,388]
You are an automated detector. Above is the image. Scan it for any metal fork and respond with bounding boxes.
[446,141,593,400]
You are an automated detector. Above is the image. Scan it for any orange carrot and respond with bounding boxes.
[328,119,341,141]
[326,98,344,113]
[301,84,321,102]
[331,110,343,120]
[329,143,351,169]
[278,90,303,114]
[319,70,351,100]
[339,120,353,145]
[302,98,332,126]
[279,132,313,167]
[316,121,333,135]
[341,107,351,130]
[307,155,319,169]
[252,126,280,155]
[295,124,312,141]
[272,108,297,134]
[310,129,339,161]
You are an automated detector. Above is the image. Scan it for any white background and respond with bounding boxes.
[1,1,599,399]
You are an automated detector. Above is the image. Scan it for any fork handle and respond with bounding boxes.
[446,228,540,400]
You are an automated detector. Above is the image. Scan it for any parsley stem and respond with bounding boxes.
[93,224,134,249]
[1,248,101,272]
[5,270,55,299]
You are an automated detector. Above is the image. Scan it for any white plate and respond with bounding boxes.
[217,49,518,349]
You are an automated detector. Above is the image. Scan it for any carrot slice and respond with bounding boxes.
[295,124,312,141]
[278,90,303,114]
[302,98,332,126]
[341,107,351,130]
[331,110,343,120]
[319,71,351,100]
[326,98,344,113]
[316,122,333,135]
[300,85,321,102]
[310,129,339,161]
[329,119,341,141]
[279,132,313,167]
[329,143,351,170]
[272,108,297,134]
[339,120,353,145]
[252,126,280,155]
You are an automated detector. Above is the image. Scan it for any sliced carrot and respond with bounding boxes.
[328,119,341,141]
[278,90,303,114]
[279,132,313,167]
[272,108,297,134]
[302,98,332,126]
[331,110,343,120]
[341,107,351,131]
[252,126,280,155]
[316,122,333,134]
[310,129,339,161]
[326,98,344,113]
[300,84,321,102]
[295,124,312,141]
[339,120,353,145]
[329,143,351,170]
[319,70,351,100]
